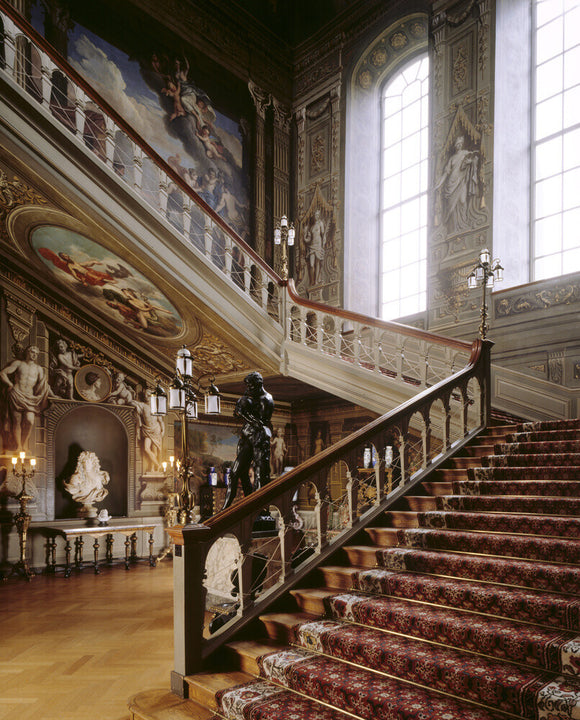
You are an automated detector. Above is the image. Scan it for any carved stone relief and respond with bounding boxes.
[495,281,580,318]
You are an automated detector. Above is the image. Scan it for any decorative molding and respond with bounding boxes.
[495,282,580,318]
[548,352,564,385]
[3,291,36,344]
[248,80,271,119]
[0,170,48,243]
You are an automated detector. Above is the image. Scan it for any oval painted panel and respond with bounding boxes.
[31,226,183,338]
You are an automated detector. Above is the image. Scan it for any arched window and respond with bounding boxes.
[532,0,580,280]
[344,15,429,319]
[380,55,429,320]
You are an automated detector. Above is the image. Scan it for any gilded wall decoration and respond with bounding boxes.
[548,353,564,385]
[0,171,48,242]
[4,292,36,345]
[193,332,249,377]
[574,363,580,380]
[452,41,469,94]
[310,134,327,177]
[433,264,472,322]
[389,31,408,51]
[495,282,580,317]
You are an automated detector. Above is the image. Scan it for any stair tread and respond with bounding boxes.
[128,689,216,720]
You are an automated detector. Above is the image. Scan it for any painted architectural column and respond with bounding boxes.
[248,80,271,261]
[428,0,496,333]
[271,96,291,277]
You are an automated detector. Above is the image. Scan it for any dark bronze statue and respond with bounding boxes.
[222,371,274,509]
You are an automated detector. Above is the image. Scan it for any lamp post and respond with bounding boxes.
[149,346,221,525]
[274,214,295,280]
[467,248,504,340]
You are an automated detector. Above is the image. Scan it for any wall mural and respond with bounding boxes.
[31,225,183,338]
[30,2,251,241]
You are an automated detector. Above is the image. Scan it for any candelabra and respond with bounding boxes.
[150,346,221,525]
[274,214,295,280]
[9,452,37,581]
[156,456,180,562]
[467,248,504,340]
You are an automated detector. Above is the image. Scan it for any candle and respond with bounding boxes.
[162,461,167,472]
[19,451,25,460]
[169,456,175,466]
[30,458,36,467]
[12,457,17,465]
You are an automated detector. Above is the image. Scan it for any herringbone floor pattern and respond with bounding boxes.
[0,561,174,720]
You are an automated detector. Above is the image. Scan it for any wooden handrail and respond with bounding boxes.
[286,280,472,351]
[172,337,484,543]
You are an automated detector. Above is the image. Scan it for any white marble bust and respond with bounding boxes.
[64,450,110,517]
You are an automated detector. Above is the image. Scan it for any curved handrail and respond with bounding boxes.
[286,279,471,351]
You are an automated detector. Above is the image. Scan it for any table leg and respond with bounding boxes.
[75,537,84,567]
[93,537,100,574]
[64,540,72,578]
[130,533,138,564]
[148,531,155,567]
[106,534,114,564]
[124,535,131,570]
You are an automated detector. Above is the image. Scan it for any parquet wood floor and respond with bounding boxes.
[0,561,174,720]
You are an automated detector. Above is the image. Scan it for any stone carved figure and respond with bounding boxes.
[222,372,274,509]
[49,338,81,399]
[130,396,164,473]
[107,372,135,405]
[270,427,287,476]
[0,345,50,451]
[303,208,326,286]
[435,135,481,234]
[64,450,109,518]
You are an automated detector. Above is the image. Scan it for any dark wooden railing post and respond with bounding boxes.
[169,523,211,698]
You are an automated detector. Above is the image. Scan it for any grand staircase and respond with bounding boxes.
[131,417,580,720]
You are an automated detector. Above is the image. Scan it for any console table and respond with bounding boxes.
[35,522,156,577]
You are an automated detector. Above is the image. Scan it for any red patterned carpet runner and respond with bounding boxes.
[212,419,580,720]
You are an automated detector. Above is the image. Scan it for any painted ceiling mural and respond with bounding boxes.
[29,2,251,243]
[31,225,183,339]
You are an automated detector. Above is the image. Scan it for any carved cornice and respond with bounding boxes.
[3,290,36,344]
[248,80,271,120]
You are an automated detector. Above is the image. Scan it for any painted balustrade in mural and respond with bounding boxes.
[167,339,491,694]
[0,3,280,321]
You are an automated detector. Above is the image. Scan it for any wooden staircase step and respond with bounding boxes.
[258,611,315,642]
[422,481,452,496]
[342,545,378,566]
[384,510,420,528]
[445,456,487,469]
[364,527,399,546]
[290,587,338,614]
[402,496,438,511]
[459,444,496,456]
[128,689,216,720]
[430,468,469,481]
[185,669,253,708]
[225,638,281,673]
[314,565,362,589]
